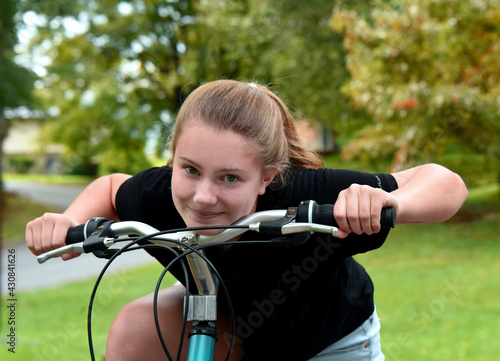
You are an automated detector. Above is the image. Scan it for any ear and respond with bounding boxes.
[258,166,280,195]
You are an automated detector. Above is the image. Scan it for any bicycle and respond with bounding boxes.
[37,200,395,361]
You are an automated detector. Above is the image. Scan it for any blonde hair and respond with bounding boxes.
[168,80,323,183]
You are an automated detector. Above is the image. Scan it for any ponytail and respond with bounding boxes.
[259,86,324,170]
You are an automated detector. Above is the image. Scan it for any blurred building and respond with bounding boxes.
[295,120,336,154]
[3,119,63,174]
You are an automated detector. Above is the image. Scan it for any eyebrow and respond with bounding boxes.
[177,156,250,175]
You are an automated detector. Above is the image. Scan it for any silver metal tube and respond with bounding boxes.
[197,209,286,245]
[37,243,85,264]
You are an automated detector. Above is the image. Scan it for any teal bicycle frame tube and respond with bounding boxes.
[187,333,217,361]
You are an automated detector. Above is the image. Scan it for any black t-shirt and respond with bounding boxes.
[115,166,398,360]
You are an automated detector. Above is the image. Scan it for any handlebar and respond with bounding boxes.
[37,201,395,264]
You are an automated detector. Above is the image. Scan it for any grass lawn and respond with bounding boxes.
[0,262,173,360]
[4,173,93,185]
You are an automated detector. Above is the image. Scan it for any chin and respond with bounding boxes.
[193,228,225,236]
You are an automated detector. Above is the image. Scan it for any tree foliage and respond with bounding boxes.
[1,0,35,129]
[19,0,377,175]
[332,0,500,183]
[193,0,373,134]
[20,0,200,175]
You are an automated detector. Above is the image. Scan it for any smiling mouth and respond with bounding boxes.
[190,208,223,219]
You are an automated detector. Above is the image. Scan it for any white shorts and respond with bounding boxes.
[308,308,384,361]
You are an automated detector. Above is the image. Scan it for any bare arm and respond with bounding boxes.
[63,173,132,223]
[391,163,468,224]
[334,163,468,237]
[26,173,131,259]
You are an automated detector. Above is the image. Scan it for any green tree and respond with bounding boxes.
[193,0,374,142]
[332,0,500,184]
[1,0,35,238]
[20,0,199,175]
[20,0,377,176]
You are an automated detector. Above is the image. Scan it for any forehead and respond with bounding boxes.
[174,120,263,170]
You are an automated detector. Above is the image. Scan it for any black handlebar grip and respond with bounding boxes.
[300,201,396,229]
[65,217,111,245]
[65,224,86,245]
[311,203,336,227]
[380,207,396,228]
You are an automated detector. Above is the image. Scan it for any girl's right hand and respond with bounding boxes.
[26,213,81,261]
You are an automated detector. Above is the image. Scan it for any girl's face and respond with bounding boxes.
[171,120,277,235]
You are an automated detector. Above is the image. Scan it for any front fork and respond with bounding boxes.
[180,233,220,361]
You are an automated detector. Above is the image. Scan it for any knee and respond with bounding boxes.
[106,299,155,358]
[110,299,150,335]
[106,286,187,361]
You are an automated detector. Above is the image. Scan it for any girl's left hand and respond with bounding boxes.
[333,184,399,238]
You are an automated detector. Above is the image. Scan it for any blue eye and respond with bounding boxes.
[224,175,237,183]
[186,166,198,175]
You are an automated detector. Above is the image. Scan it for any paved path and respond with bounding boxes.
[2,181,156,294]
[4,181,85,210]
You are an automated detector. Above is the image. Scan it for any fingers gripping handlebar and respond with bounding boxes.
[298,200,395,228]
[253,200,395,247]
[36,218,117,264]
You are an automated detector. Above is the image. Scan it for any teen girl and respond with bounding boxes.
[26,80,468,360]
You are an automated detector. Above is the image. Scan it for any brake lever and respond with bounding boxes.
[281,223,339,237]
[249,219,339,248]
[37,243,85,264]
[36,235,116,264]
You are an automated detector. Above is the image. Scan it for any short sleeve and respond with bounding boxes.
[115,166,185,230]
[259,168,398,210]
[114,166,186,268]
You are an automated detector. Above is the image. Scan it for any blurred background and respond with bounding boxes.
[1,0,499,360]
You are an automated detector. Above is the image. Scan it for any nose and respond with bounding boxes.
[193,179,218,205]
